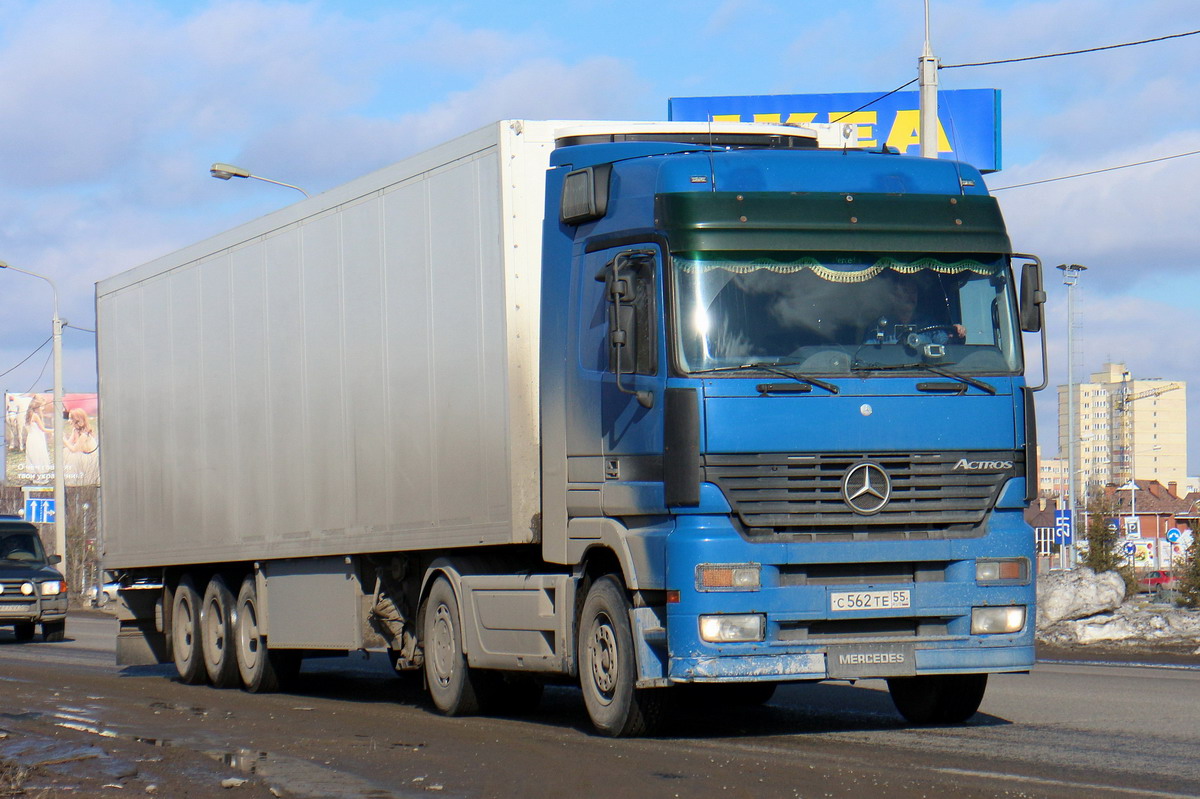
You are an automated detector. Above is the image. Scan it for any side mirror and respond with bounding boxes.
[1018,258,1046,333]
[48,554,62,565]
[597,251,655,409]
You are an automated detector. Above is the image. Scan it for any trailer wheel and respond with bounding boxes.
[171,576,207,684]
[12,622,35,642]
[578,575,666,737]
[200,575,241,688]
[41,620,66,642]
[422,577,482,716]
[887,673,988,724]
[234,577,283,693]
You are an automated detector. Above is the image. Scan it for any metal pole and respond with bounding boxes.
[0,261,68,583]
[1058,264,1087,567]
[53,312,66,579]
[919,0,940,158]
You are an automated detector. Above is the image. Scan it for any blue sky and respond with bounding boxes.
[1,0,1198,475]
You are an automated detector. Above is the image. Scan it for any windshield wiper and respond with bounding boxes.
[850,361,996,395]
[692,362,840,394]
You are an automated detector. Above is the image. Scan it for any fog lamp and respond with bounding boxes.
[699,614,765,643]
[696,563,761,592]
[971,606,1026,634]
[20,582,34,596]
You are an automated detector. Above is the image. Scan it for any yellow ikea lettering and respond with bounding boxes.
[886,110,952,154]
[825,112,878,148]
[711,114,742,122]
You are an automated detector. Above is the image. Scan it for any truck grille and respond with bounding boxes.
[705,451,1019,538]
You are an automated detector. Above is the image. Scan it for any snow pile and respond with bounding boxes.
[1036,566,1200,647]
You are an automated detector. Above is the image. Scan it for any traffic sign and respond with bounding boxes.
[23,497,55,524]
[1166,528,1181,543]
[1123,542,1136,555]
[1054,510,1073,545]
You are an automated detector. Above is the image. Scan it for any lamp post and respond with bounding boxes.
[209,163,310,198]
[1057,264,1087,566]
[0,261,67,582]
[918,0,940,159]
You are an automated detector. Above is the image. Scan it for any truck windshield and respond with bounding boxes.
[671,252,1021,376]
[0,529,48,563]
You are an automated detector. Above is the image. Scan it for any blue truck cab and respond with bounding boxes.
[541,128,1046,735]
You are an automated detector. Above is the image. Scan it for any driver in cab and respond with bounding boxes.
[867,274,965,347]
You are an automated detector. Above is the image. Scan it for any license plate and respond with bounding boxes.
[830,589,911,611]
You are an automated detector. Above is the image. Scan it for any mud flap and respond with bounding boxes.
[631,606,670,688]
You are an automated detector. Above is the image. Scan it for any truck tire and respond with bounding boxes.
[234,576,282,693]
[887,673,988,724]
[201,575,241,688]
[172,576,207,684]
[13,622,35,642]
[578,575,666,737]
[41,620,66,642]
[422,577,483,716]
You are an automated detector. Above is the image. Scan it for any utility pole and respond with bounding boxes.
[1058,264,1087,567]
[919,0,940,159]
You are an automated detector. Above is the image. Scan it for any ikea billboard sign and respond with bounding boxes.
[668,89,1001,172]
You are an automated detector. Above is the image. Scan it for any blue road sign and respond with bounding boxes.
[1054,510,1073,545]
[1123,542,1136,555]
[23,498,55,524]
[1166,528,1181,543]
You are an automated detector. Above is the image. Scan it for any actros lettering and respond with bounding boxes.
[953,458,1013,471]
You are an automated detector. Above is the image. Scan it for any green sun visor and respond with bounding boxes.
[656,192,1012,255]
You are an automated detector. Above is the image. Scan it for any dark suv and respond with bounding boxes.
[0,516,67,642]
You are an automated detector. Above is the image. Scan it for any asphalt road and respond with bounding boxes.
[1,612,1198,798]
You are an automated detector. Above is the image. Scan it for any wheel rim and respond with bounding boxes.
[175,600,195,659]
[587,611,619,705]
[237,599,261,673]
[203,597,226,664]
[429,603,455,688]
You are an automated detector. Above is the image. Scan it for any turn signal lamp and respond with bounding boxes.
[975,559,1028,583]
[696,563,761,592]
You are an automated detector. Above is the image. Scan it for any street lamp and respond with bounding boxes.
[1057,263,1087,567]
[918,0,940,159]
[209,163,310,198]
[0,261,67,583]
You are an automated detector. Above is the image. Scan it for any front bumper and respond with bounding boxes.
[0,594,68,624]
[657,513,1036,683]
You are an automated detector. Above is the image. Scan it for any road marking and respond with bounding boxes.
[935,767,1199,798]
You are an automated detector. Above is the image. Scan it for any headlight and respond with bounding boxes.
[971,606,1026,634]
[40,581,64,596]
[976,559,1029,583]
[699,614,765,642]
[696,563,761,592]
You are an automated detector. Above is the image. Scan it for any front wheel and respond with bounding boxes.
[887,673,988,724]
[422,577,483,716]
[578,575,666,737]
[41,620,66,642]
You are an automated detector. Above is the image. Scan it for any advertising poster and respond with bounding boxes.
[4,392,99,486]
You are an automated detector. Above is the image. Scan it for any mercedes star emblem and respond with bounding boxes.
[842,461,892,515]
